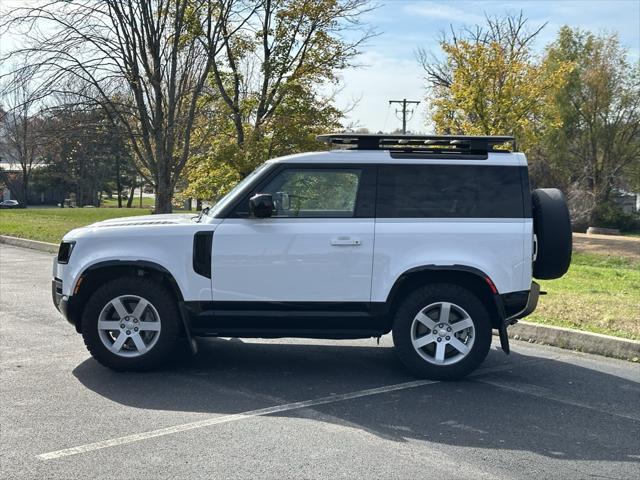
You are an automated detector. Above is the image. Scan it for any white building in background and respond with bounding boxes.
[614,190,639,214]
[0,147,19,202]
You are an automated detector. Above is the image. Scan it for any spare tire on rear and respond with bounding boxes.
[532,188,572,280]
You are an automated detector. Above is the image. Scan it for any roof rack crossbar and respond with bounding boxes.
[316,134,516,153]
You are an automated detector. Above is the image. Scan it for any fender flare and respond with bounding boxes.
[385,264,499,304]
[68,259,188,336]
[78,259,184,299]
[385,264,510,353]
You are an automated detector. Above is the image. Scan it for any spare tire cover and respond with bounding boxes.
[532,188,572,280]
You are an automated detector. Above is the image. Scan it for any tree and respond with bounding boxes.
[184,0,372,201]
[186,81,344,200]
[418,13,570,151]
[2,0,256,213]
[31,102,131,207]
[543,27,640,225]
[0,80,44,206]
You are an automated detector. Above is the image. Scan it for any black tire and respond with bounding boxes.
[392,283,492,380]
[81,277,181,371]
[532,188,572,280]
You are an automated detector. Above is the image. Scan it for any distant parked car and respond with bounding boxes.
[0,199,20,209]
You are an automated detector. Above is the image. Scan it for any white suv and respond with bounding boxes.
[52,134,572,379]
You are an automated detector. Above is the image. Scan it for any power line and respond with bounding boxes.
[388,98,420,134]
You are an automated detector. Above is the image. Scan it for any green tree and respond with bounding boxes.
[186,82,343,200]
[35,103,137,207]
[543,27,640,226]
[185,0,372,202]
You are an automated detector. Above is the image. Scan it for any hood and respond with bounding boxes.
[89,213,197,228]
[62,213,206,241]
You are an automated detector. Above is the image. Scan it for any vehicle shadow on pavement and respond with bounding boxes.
[73,339,640,464]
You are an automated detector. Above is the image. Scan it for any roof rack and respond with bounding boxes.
[316,133,516,154]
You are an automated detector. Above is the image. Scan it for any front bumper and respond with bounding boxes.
[52,278,63,312]
[52,278,77,329]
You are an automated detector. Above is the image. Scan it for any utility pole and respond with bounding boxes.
[388,98,420,134]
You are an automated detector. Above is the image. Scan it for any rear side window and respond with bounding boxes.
[376,165,525,218]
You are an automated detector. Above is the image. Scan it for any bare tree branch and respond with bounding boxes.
[1,0,254,212]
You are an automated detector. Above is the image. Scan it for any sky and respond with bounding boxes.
[1,0,638,133]
[336,0,640,133]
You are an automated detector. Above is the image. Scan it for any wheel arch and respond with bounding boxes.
[69,260,184,333]
[385,265,504,330]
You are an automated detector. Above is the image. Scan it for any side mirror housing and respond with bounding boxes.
[249,193,274,218]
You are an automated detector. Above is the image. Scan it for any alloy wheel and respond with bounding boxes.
[410,301,475,366]
[97,295,161,357]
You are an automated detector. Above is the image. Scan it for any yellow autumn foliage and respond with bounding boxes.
[431,39,573,151]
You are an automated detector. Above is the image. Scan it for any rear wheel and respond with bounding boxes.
[81,277,181,371]
[392,283,492,380]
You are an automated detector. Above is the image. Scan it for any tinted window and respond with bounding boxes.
[376,165,525,218]
[261,168,362,217]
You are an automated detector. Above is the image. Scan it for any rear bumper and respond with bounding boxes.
[517,281,540,320]
[498,281,540,325]
[495,282,540,354]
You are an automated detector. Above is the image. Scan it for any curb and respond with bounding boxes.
[0,235,58,254]
[500,321,640,362]
[2,235,639,362]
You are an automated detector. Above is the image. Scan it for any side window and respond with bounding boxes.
[376,165,525,218]
[261,169,362,218]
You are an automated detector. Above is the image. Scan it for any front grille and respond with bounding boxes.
[57,241,75,264]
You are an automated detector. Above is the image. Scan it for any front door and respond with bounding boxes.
[211,165,375,302]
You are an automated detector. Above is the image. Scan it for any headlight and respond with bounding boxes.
[57,241,75,264]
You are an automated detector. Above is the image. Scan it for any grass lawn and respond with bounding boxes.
[528,252,640,340]
[0,208,152,243]
[101,196,156,208]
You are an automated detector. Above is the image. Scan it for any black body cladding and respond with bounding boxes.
[193,231,213,278]
[57,241,75,264]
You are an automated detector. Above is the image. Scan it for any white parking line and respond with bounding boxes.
[38,379,437,460]
[476,378,640,423]
[38,356,552,461]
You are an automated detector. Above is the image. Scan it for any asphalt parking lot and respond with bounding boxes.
[1,244,639,480]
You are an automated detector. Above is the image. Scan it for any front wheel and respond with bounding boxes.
[392,283,492,380]
[81,277,181,371]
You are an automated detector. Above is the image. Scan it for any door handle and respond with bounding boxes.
[330,237,361,246]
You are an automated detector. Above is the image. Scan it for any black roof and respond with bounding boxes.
[316,133,516,153]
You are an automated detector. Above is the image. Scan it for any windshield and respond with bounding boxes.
[205,162,272,218]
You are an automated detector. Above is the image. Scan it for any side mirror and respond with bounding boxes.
[249,193,274,218]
